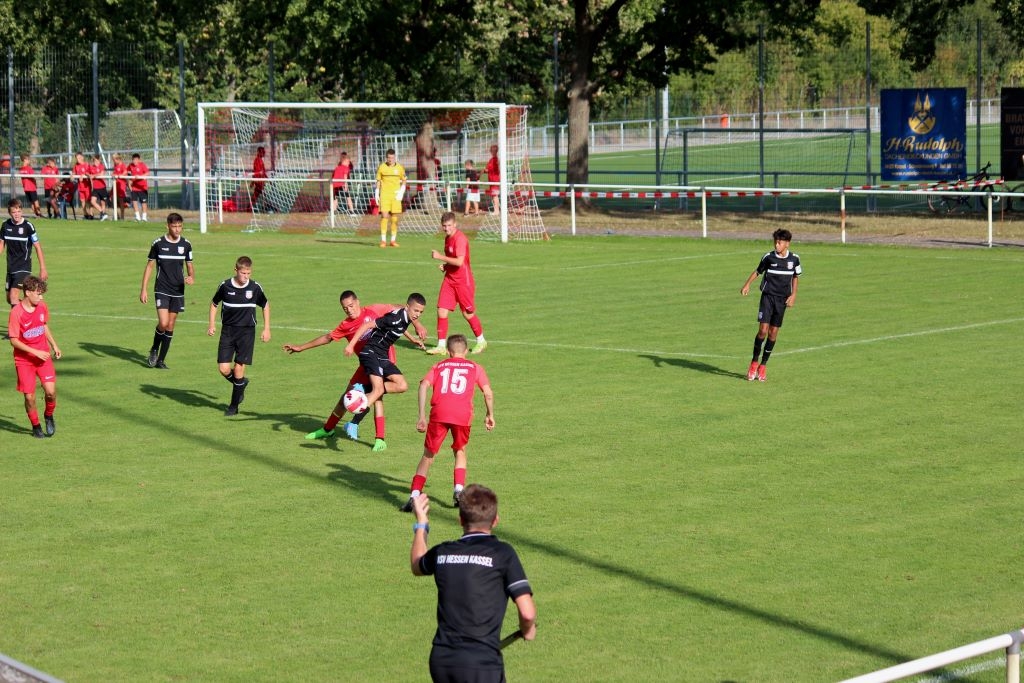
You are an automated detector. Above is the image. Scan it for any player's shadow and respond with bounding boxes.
[640,354,745,379]
[0,414,27,434]
[79,341,149,367]
[324,461,414,509]
[138,383,321,436]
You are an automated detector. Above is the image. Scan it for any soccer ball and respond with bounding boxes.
[343,388,369,414]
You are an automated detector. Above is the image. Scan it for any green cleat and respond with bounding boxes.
[372,438,387,452]
[305,427,335,440]
[471,339,488,354]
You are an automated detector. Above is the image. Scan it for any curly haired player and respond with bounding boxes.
[740,228,802,382]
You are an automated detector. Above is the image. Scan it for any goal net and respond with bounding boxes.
[660,127,867,190]
[67,108,186,169]
[197,102,546,242]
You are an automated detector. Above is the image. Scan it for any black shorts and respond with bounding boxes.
[757,294,788,328]
[218,325,256,365]
[429,660,504,683]
[24,190,38,203]
[154,293,185,314]
[132,189,149,203]
[91,187,109,201]
[334,187,350,200]
[5,271,29,293]
[44,188,55,199]
[357,348,400,379]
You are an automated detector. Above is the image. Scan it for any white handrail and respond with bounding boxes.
[839,627,1023,683]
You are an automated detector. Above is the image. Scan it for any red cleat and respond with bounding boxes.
[746,361,759,381]
[756,365,767,382]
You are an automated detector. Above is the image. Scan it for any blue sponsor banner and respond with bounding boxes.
[880,88,966,181]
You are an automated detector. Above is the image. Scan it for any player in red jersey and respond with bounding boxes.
[283,290,427,450]
[8,276,61,438]
[18,155,42,218]
[330,152,355,215]
[400,335,494,511]
[72,152,92,219]
[88,154,109,221]
[111,153,130,213]
[40,159,59,219]
[128,153,150,221]
[250,146,270,212]
[484,144,500,214]
[426,212,487,355]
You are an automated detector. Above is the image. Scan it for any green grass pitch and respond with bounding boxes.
[2,219,1023,682]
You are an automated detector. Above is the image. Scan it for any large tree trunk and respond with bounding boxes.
[566,78,591,188]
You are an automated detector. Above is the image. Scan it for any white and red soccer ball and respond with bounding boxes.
[343,388,369,414]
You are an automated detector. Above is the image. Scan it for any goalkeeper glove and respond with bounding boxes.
[373,188,380,203]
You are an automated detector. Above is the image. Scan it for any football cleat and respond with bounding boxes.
[756,365,767,382]
[155,361,169,370]
[147,349,159,367]
[224,405,238,417]
[400,497,415,513]
[32,425,45,439]
[746,361,758,381]
[44,416,55,436]
[343,422,359,440]
[471,340,488,354]
[379,241,387,248]
[305,427,335,440]
[389,241,400,248]
[351,383,364,393]
[426,345,447,355]
[452,489,463,508]
[372,438,387,452]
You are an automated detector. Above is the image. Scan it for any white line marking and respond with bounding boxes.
[779,318,1024,356]
[562,251,744,270]
[913,654,1005,682]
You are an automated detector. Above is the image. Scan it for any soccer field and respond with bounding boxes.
[2,220,1023,682]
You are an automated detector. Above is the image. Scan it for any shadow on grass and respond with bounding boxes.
[0,414,28,435]
[72,388,914,671]
[640,353,745,380]
[78,341,149,366]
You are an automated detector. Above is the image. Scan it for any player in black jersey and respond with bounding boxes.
[411,484,536,682]
[740,228,802,382]
[208,256,271,416]
[344,292,426,413]
[140,213,194,368]
[1,199,48,307]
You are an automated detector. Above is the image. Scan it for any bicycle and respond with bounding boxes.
[927,162,1000,214]
[1002,181,1024,212]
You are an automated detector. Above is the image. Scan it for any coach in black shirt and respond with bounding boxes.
[411,484,536,683]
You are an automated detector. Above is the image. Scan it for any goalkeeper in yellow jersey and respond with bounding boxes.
[375,148,407,248]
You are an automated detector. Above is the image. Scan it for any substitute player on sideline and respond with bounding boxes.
[208,256,271,416]
[8,276,61,438]
[410,485,536,682]
[140,213,194,369]
[283,290,427,451]
[740,228,802,382]
[375,148,407,248]
[400,335,494,512]
[426,212,487,355]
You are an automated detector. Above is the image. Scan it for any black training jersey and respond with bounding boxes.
[1,219,39,274]
[211,278,268,327]
[147,235,194,297]
[755,249,802,298]
[359,307,411,354]
[419,533,532,668]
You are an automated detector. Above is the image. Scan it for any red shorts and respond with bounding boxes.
[15,357,55,393]
[78,186,91,201]
[438,278,475,314]
[347,365,370,391]
[424,421,471,455]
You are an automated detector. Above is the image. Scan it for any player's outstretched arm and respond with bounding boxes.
[282,333,332,354]
[740,270,759,296]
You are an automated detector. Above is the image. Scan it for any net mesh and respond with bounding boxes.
[68,109,185,169]
[201,104,546,240]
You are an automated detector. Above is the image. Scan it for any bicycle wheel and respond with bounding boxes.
[975,188,1000,211]
[928,193,956,214]
[1006,184,1024,212]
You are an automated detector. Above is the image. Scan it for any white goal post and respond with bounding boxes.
[196,102,546,242]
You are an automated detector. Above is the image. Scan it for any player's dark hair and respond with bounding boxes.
[7,198,22,210]
[339,290,357,303]
[459,484,498,527]
[166,212,184,225]
[131,153,141,160]
[447,334,468,353]
[407,292,426,307]
[773,228,792,242]
[440,211,456,224]
[386,148,396,156]
[21,275,46,293]
[235,255,253,269]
